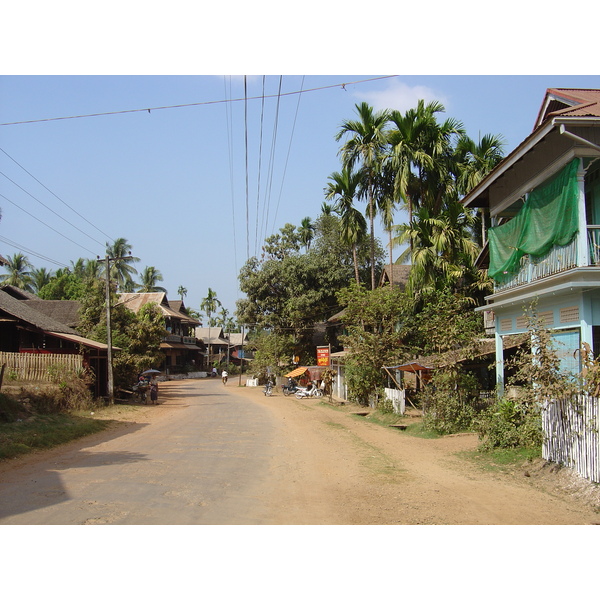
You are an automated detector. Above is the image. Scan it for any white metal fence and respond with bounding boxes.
[543,395,600,483]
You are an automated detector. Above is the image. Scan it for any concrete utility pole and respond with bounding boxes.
[105,256,114,403]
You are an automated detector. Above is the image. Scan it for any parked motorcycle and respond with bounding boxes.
[294,382,323,399]
[263,380,274,396]
[281,378,299,396]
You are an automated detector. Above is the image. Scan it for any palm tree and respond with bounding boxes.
[201,288,222,368]
[138,266,167,293]
[30,266,54,293]
[388,100,464,222]
[298,217,315,252]
[326,167,367,285]
[395,200,479,300]
[336,102,390,289]
[0,253,33,291]
[455,132,505,246]
[177,286,188,302]
[103,238,139,291]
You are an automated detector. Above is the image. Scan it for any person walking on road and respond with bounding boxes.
[221,370,228,385]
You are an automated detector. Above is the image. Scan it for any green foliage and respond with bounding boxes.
[476,399,543,450]
[0,414,109,460]
[336,283,409,406]
[246,329,294,377]
[420,368,479,434]
[38,271,86,300]
[476,302,567,450]
[401,289,483,355]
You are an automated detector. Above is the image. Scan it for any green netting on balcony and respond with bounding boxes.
[488,158,580,281]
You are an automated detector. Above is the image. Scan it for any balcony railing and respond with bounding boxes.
[494,235,579,292]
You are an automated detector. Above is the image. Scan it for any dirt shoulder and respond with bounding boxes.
[2,379,599,524]
[229,383,600,524]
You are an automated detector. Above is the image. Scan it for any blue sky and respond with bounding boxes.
[1,2,599,320]
[2,74,600,319]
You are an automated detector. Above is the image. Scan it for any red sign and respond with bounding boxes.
[316,346,330,367]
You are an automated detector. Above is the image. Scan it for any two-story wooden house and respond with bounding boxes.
[118,292,203,374]
[463,88,600,391]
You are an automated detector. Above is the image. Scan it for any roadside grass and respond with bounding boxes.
[0,414,111,460]
[320,401,441,439]
[459,446,542,474]
[0,392,125,461]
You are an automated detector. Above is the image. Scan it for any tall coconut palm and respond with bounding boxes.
[0,253,33,291]
[177,285,188,302]
[138,266,167,293]
[325,167,367,285]
[201,288,222,368]
[298,216,315,252]
[30,266,53,293]
[388,100,464,222]
[103,237,139,291]
[336,102,390,289]
[454,132,505,246]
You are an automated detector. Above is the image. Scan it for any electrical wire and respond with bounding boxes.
[0,146,115,244]
[260,76,283,244]
[0,234,70,268]
[244,76,250,261]
[254,76,266,258]
[0,76,398,127]
[272,75,305,230]
[0,169,105,248]
[0,191,97,255]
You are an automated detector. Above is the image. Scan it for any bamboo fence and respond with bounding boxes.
[0,351,83,383]
[543,395,600,483]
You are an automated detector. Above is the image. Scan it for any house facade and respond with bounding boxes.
[118,292,203,374]
[463,88,600,391]
[0,285,112,397]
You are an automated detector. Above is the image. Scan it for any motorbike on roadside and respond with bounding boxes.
[281,378,299,396]
[294,382,323,399]
[263,380,274,396]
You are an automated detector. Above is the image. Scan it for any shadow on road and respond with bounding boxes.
[0,421,150,521]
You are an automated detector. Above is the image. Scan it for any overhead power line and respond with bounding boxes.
[0,169,105,248]
[0,191,97,255]
[0,234,70,268]
[0,146,115,244]
[0,76,399,127]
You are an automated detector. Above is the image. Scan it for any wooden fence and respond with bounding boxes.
[543,395,600,483]
[0,352,83,383]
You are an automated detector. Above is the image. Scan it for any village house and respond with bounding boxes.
[462,88,600,390]
[0,285,112,397]
[462,88,600,483]
[118,292,203,374]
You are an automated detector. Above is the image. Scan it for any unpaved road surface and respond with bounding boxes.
[0,378,598,525]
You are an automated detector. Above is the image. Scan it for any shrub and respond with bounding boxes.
[420,368,478,435]
[38,365,95,412]
[476,398,543,450]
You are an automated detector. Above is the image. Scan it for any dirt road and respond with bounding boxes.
[1,378,598,525]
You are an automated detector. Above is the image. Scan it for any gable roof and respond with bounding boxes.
[118,292,200,325]
[463,88,600,210]
[23,299,81,328]
[0,288,76,334]
[379,264,411,289]
[535,88,600,129]
[195,326,229,345]
[0,288,111,350]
